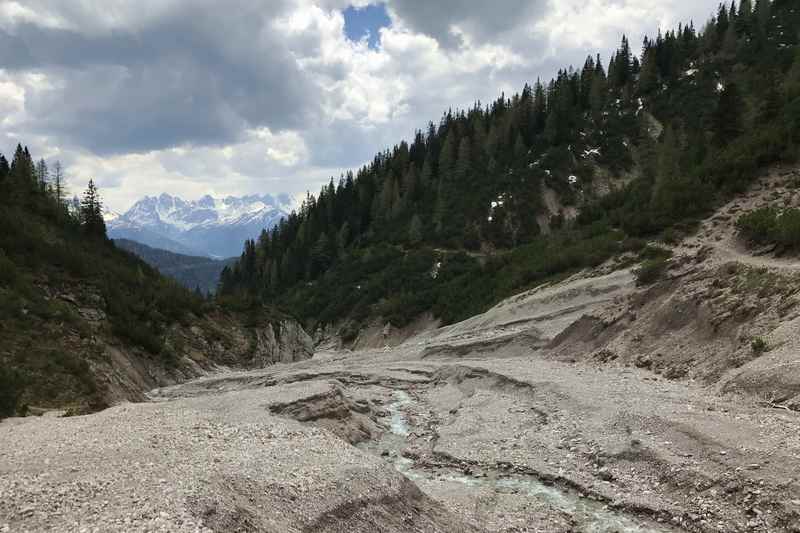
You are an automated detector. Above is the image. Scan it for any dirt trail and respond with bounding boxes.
[677,167,800,272]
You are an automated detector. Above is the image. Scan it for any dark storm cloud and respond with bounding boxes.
[0,2,317,155]
[386,0,548,47]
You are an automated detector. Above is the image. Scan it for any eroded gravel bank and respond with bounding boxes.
[0,381,475,533]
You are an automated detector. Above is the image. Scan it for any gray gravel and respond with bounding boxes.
[0,383,473,532]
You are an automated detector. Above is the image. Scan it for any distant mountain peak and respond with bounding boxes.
[108,192,294,257]
[103,207,121,222]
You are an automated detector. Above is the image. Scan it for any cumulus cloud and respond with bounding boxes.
[0,0,720,211]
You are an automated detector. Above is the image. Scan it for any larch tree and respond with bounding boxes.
[52,161,65,209]
[35,159,49,193]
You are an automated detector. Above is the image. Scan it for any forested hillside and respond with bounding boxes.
[221,0,799,334]
[113,238,235,294]
[0,146,312,419]
[0,145,211,416]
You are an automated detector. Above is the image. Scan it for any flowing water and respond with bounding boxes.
[378,390,669,533]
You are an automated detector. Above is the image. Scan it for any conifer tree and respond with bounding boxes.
[589,69,607,123]
[532,80,547,134]
[721,23,739,58]
[310,233,332,277]
[419,157,434,188]
[755,0,771,30]
[613,35,633,87]
[52,161,65,209]
[336,221,351,253]
[737,0,753,37]
[8,144,35,203]
[80,180,107,238]
[639,45,659,94]
[712,83,743,146]
[650,126,684,216]
[717,4,730,43]
[35,159,49,193]
[408,214,423,245]
[0,155,8,184]
[454,137,472,182]
[438,131,457,180]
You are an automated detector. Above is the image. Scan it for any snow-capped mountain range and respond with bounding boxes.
[107,193,294,258]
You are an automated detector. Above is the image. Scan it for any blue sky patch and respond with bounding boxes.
[343,3,391,49]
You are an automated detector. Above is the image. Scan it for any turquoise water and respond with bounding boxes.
[383,390,668,533]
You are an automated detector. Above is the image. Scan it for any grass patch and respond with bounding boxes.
[751,336,769,354]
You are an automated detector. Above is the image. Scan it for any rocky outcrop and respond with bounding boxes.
[42,283,314,410]
[251,320,314,365]
[93,314,313,406]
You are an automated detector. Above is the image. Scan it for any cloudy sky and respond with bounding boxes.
[0,0,719,212]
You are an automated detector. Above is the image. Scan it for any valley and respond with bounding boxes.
[2,1,799,531]
[4,170,800,532]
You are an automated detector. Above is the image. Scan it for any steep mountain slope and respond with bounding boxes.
[113,238,235,293]
[550,166,800,405]
[0,147,312,418]
[221,0,800,339]
[108,192,293,257]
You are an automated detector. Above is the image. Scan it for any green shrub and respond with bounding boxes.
[0,251,17,287]
[111,319,164,355]
[777,209,800,249]
[751,336,768,354]
[639,245,673,261]
[0,366,23,418]
[737,207,800,250]
[736,207,779,244]
[634,257,670,286]
[661,228,680,245]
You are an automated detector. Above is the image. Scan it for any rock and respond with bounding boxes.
[250,320,314,366]
[79,307,107,322]
[724,481,741,494]
[597,467,614,481]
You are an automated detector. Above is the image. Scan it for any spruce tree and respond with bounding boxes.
[454,137,472,183]
[80,180,107,238]
[650,126,683,216]
[589,69,607,123]
[737,0,753,37]
[8,144,35,203]
[0,155,8,184]
[639,46,659,94]
[438,131,457,180]
[336,221,351,253]
[408,214,423,245]
[614,35,632,87]
[712,83,743,146]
